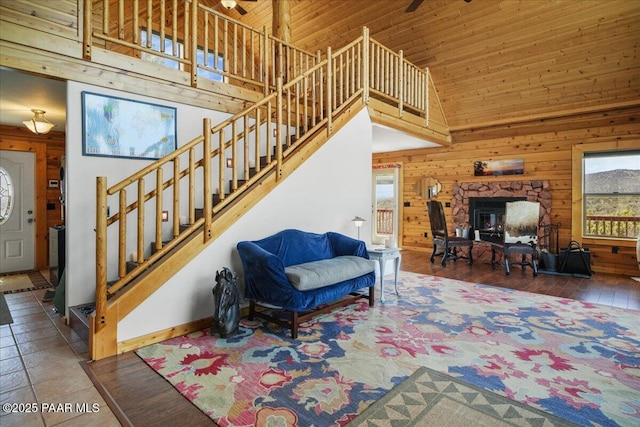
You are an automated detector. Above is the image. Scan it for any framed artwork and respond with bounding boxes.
[474,159,524,176]
[82,91,177,160]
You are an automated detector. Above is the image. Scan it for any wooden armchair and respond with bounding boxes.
[427,201,473,267]
[490,201,540,276]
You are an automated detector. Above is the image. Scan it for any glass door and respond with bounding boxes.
[372,166,399,246]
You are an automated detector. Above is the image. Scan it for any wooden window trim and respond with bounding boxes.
[571,141,639,248]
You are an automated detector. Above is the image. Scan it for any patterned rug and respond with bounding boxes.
[136,272,640,427]
[348,366,579,426]
[0,270,52,294]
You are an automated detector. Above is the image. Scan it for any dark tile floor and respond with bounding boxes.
[0,281,119,426]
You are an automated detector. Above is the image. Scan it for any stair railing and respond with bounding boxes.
[95,24,436,342]
[94,31,368,333]
[85,0,319,94]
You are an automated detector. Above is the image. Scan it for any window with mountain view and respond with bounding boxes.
[583,150,640,239]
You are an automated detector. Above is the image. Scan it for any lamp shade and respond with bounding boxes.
[23,109,55,135]
[221,0,236,8]
[351,216,366,228]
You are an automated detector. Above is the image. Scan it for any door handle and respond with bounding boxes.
[27,218,36,224]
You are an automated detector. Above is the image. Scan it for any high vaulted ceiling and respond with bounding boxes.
[229,0,640,130]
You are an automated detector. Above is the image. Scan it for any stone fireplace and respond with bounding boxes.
[451,181,551,257]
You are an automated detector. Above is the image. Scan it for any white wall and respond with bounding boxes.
[118,108,373,341]
[64,80,373,341]
[65,82,233,312]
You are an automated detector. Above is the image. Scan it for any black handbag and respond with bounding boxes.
[559,240,592,276]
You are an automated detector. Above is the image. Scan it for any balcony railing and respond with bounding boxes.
[585,215,640,238]
[376,209,394,235]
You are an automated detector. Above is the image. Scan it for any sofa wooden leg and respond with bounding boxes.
[369,286,375,307]
[248,300,255,321]
[291,311,299,339]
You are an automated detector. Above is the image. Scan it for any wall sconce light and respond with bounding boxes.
[23,109,55,135]
[351,216,366,240]
[161,211,169,222]
[221,0,237,9]
[226,158,233,168]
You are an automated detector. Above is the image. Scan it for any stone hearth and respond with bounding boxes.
[451,180,551,259]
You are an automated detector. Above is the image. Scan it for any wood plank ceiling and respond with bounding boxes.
[227,0,640,131]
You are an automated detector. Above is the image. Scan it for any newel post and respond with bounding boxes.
[362,27,370,105]
[190,0,199,87]
[203,118,212,240]
[83,0,92,60]
[95,177,108,332]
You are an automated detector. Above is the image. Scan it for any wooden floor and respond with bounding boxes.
[82,250,640,426]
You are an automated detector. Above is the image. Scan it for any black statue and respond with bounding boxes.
[211,267,240,338]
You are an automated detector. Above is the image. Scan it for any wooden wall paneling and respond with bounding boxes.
[373,106,640,276]
[0,0,80,39]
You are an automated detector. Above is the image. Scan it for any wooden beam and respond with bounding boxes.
[272,0,291,43]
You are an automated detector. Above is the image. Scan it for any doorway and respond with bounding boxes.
[0,150,36,273]
[372,164,402,247]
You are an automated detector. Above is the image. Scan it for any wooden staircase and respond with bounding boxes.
[89,25,449,360]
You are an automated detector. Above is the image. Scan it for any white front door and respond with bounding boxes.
[0,150,36,273]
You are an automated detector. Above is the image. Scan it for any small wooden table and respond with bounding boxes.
[367,247,402,302]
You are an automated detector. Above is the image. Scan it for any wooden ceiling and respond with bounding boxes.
[226,0,640,130]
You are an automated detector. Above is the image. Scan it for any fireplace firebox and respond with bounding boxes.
[469,197,525,243]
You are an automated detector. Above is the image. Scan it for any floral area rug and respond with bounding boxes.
[136,272,640,427]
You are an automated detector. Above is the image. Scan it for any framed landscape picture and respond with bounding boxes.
[82,92,177,160]
[474,159,524,176]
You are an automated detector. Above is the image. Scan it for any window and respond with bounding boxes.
[583,150,640,239]
[140,30,224,82]
[0,167,14,225]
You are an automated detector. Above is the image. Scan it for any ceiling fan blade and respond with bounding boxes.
[236,4,248,15]
[405,0,424,13]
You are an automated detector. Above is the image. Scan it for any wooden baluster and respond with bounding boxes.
[183,0,190,60]
[231,120,237,191]
[363,27,369,104]
[133,0,139,46]
[254,108,261,173]
[118,189,127,278]
[326,47,332,133]
[171,0,178,56]
[102,0,109,35]
[398,50,404,117]
[214,15,219,70]
[159,0,166,53]
[83,0,92,59]
[118,0,124,40]
[218,127,224,202]
[233,23,238,75]
[137,178,144,262]
[189,148,195,225]
[244,115,249,180]
[203,11,209,68]
[203,119,212,240]
[172,157,180,237]
[146,0,152,48]
[276,78,283,179]
[155,168,163,251]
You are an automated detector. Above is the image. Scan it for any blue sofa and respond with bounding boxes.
[237,229,376,338]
